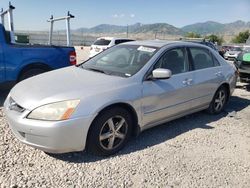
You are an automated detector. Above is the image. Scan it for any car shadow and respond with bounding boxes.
[48,95,250,163]
[0,89,10,107]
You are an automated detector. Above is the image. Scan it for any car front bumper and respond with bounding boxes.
[3,99,93,154]
[224,54,238,61]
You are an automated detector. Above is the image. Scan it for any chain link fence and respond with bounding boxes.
[15,31,97,46]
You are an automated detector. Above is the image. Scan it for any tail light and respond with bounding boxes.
[69,51,77,65]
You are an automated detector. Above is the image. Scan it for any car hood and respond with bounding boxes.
[10,66,129,110]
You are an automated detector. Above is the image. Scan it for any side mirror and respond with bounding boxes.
[151,68,172,79]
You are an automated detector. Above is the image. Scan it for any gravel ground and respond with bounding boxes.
[0,83,250,188]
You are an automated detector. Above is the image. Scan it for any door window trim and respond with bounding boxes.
[143,46,191,81]
[187,46,218,71]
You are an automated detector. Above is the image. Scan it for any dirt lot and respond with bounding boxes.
[0,83,250,187]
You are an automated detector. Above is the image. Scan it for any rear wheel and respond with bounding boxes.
[207,86,228,114]
[87,107,132,156]
[19,68,47,81]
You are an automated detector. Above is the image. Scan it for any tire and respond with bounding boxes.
[207,86,228,114]
[19,68,47,81]
[87,107,132,156]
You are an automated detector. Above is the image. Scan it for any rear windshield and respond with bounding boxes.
[243,47,250,52]
[94,39,111,46]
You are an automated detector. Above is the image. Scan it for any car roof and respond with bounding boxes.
[97,37,133,41]
[123,40,210,49]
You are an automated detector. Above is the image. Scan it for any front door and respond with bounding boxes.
[141,47,196,127]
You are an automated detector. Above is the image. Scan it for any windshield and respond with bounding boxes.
[243,46,250,52]
[93,39,111,46]
[230,47,242,51]
[81,45,159,77]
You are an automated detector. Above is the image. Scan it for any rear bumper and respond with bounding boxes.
[3,99,93,153]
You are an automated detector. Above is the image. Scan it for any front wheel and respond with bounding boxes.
[87,107,132,156]
[207,86,228,114]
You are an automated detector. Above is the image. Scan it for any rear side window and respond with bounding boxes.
[189,48,214,70]
[94,39,111,45]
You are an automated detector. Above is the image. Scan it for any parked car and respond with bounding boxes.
[89,37,134,58]
[218,45,229,57]
[4,41,237,156]
[187,40,218,52]
[234,50,250,82]
[224,46,242,61]
[242,45,250,53]
[0,24,76,89]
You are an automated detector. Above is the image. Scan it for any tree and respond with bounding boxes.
[231,30,250,43]
[205,34,224,45]
[185,32,201,38]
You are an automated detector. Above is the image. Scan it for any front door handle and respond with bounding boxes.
[183,78,193,86]
[215,71,223,77]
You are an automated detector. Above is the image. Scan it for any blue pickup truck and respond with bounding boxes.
[0,24,76,89]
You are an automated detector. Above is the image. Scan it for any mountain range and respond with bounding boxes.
[75,20,250,36]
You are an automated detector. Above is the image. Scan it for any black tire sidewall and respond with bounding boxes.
[208,86,228,114]
[19,68,46,81]
[87,107,132,156]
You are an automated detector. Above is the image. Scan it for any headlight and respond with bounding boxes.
[27,100,80,121]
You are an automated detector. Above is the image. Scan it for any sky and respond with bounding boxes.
[0,0,250,31]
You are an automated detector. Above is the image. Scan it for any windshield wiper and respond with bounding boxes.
[83,67,108,74]
[82,66,130,78]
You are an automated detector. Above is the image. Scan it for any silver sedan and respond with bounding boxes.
[4,41,237,156]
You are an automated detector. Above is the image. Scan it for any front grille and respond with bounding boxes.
[9,97,25,113]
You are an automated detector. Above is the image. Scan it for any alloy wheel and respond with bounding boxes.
[99,116,128,150]
[214,90,226,112]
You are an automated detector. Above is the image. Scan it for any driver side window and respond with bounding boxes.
[155,48,189,75]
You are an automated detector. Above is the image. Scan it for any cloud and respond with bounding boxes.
[130,14,135,18]
[112,14,119,18]
[111,13,135,19]
[112,14,125,18]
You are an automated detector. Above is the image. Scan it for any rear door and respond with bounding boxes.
[0,44,4,83]
[142,47,196,126]
[188,47,223,108]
